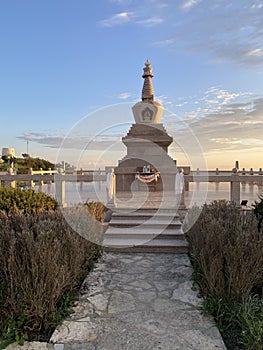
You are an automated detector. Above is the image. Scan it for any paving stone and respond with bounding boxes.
[86,292,111,313]
[68,301,94,320]
[153,297,193,314]
[108,290,136,314]
[63,343,95,350]
[129,280,152,289]
[5,342,50,350]
[172,280,203,307]
[136,290,157,302]
[176,329,226,349]
[50,319,101,343]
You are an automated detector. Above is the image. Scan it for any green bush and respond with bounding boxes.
[0,156,55,174]
[0,210,101,347]
[0,186,58,213]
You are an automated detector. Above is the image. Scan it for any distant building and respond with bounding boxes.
[2,148,16,157]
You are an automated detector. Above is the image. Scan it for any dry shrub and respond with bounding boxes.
[0,209,101,341]
[84,201,106,223]
[185,200,263,300]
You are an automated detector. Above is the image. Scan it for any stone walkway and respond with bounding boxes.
[7,253,226,350]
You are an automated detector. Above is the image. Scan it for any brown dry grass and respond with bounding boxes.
[185,200,263,300]
[0,208,101,341]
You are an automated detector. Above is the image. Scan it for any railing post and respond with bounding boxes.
[39,168,44,187]
[28,168,35,188]
[7,167,16,188]
[48,168,53,184]
[184,178,189,191]
[230,174,240,205]
[107,170,116,208]
[179,188,186,208]
[55,176,66,207]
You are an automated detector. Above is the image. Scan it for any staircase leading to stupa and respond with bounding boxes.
[103,207,188,253]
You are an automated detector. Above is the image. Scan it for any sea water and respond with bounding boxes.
[38,180,263,208]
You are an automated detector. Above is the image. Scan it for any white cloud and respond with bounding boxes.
[136,17,163,26]
[163,87,263,155]
[151,0,263,66]
[117,92,132,99]
[100,12,134,27]
[17,131,124,151]
[181,0,201,10]
[246,48,263,57]
[109,0,131,3]
[102,0,263,66]
[251,2,263,9]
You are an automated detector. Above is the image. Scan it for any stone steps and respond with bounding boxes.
[104,227,185,240]
[109,219,182,228]
[103,208,188,253]
[103,238,188,253]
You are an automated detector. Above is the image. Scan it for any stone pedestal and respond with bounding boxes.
[115,123,177,193]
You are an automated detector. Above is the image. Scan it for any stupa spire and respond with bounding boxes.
[132,60,163,124]
[142,60,154,102]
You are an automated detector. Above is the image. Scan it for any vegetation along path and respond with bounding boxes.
[8,253,226,350]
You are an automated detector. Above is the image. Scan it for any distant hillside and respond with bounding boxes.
[0,155,55,174]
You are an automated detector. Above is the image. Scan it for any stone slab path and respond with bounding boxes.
[7,253,226,350]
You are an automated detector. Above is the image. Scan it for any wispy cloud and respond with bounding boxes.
[245,48,263,57]
[18,88,263,159]
[100,12,134,27]
[181,0,201,10]
[109,0,132,3]
[136,17,163,26]
[162,87,263,156]
[103,0,263,66]
[151,0,263,66]
[183,97,263,153]
[17,132,65,148]
[116,92,132,100]
[17,131,124,151]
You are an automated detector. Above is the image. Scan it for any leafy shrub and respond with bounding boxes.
[0,156,55,174]
[0,209,101,346]
[24,157,54,171]
[0,186,58,213]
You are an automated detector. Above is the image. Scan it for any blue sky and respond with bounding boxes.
[1,0,263,170]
